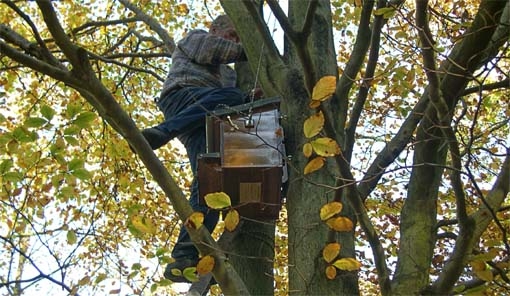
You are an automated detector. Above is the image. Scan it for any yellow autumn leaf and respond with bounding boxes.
[312,76,336,101]
[333,258,362,271]
[309,100,321,109]
[224,209,240,232]
[176,3,189,15]
[323,243,341,263]
[304,157,325,175]
[303,143,313,158]
[204,192,231,209]
[325,265,337,280]
[311,137,341,157]
[78,275,90,286]
[470,260,486,272]
[474,269,493,282]
[131,215,157,234]
[185,212,204,230]
[326,217,354,232]
[303,111,325,138]
[197,255,215,275]
[320,201,343,221]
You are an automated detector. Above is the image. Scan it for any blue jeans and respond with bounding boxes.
[155,87,245,260]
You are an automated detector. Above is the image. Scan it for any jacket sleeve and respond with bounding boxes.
[178,30,247,65]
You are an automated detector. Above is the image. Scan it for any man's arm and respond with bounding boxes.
[179,30,246,65]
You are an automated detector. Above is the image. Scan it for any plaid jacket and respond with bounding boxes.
[161,29,247,97]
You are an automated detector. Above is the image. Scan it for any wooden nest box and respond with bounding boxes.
[198,97,286,220]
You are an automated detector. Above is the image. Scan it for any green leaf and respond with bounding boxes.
[156,248,167,257]
[0,159,13,174]
[66,103,82,119]
[160,256,173,264]
[374,7,395,18]
[67,230,77,245]
[64,135,80,146]
[73,111,96,128]
[68,158,84,171]
[72,168,91,180]
[158,279,172,286]
[24,117,47,128]
[60,186,75,197]
[4,172,23,182]
[204,192,231,209]
[40,105,55,120]
[182,267,199,282]
[12,127,38,142]
[64,126,81,135]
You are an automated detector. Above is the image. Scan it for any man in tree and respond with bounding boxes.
[140,15,250,283]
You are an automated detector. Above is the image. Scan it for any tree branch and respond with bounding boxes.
[471,150,510,239]
[71,16,139,36]
[345,0,387,161]
[300,0,319,39]
[416,1,475,293]
[0,235,74,293]
[117,0,175,54]
[460,78,510,96]
[331,0,376,147]
[2,0,61,66]
[265,0,320,92]
[32,1,248,294]
[0,40,78,85]
[266,0,298,41]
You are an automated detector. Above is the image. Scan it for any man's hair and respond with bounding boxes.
[211,15,234,31]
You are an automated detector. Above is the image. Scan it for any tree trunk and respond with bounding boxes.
[285,1,359,294]
[393,1,508,294]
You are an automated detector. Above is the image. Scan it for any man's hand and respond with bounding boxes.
[250,87,264,100]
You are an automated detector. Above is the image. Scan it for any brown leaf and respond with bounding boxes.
[303,143,313,158]
[185,212,204,230]
[326,217,354,232]
[320,202,343,221]
[325,265,337,280]
[197,255,215,275]
[224,209,240,232]
[304,157,325,175]
[323,243,341,263]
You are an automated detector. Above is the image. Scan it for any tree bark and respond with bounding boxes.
[393,1,508,294]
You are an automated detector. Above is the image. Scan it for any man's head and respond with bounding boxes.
[210,15,240,43]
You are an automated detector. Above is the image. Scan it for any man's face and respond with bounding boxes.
[211,27,240,43]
